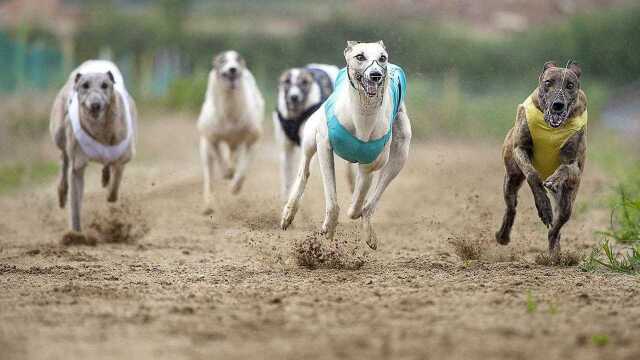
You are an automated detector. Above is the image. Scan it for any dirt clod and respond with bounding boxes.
[451,237,483,261]
[293,231,366,270]
[534,251,582,267]
[87,202,149,244]
[60,231,97,246]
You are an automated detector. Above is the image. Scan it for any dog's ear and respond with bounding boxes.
[106,71,115,84]
[543,61,557,72]
[74,73,82,85]
[539,61,557,82]
[377,40,386,50]
[567,61,582,79]
[345,41,360,56]
[212,53,224,69]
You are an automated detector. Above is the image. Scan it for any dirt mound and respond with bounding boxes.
[86,201,149,244]
[293,230,367,270]
[534,250,582,266]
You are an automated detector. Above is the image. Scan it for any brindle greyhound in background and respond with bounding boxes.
[497,61,587,257]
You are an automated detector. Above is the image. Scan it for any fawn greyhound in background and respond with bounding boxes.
[197,51,265,214]
[280,41,411,250]
[496,61,587,257]
[50,60,137,242]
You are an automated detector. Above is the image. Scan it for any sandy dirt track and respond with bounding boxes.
[1,116,639,360]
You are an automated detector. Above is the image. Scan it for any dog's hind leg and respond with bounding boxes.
[317,135,339,240]
[281,127,318,230]
[496,170,525,245]
[200,137,215,214]
[345,162,356,193]
[361,107,412,250]
[347,166,373,220]
[57,151,69,209]
[101,166,110,188]
[107,164,124,203]
[230,142,253,195]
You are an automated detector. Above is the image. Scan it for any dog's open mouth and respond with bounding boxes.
[545,110,569,128]
[359,77,381,97]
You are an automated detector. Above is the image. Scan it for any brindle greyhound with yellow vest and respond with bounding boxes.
[496,61,587,257]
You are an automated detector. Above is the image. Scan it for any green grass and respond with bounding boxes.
[580,240,640,274]
[591,334,610,347]
[0,161,58,194]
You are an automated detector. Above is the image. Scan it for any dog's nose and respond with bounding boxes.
[90,103,101,112]
[228,67,237,75]
[552,101,565,112]
[369,71,383,83]
[290,94,300,103]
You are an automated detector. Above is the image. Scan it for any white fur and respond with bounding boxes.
[279,43,412,250]
[197,51,265,213]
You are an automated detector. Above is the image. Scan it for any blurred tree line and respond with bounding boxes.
[5,1,640,107]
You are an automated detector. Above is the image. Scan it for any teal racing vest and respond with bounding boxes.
[324,64,407,164]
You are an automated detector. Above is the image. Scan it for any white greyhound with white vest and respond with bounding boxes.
[50,60,137,241]
[280,41,412,250]
[197,51,265,214]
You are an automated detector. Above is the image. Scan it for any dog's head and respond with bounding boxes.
[73,71,115,121]
[213,51,246,89]
[537,61,582,128]
[344,41,388,97]
[279,68,315,114]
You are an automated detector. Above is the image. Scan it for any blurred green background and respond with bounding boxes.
[0,0,639,191]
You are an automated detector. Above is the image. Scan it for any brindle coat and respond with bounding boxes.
[496,62,587,256]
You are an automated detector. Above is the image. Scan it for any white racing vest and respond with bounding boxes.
[67,60,134,164]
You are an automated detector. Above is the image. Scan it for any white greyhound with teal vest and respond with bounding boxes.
[280,41,412,250]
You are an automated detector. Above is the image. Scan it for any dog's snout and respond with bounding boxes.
[369,71,383,83]
[90,102,102,112]
[289,94,300,103]
[552,101,565,112]
[228,67,237,75]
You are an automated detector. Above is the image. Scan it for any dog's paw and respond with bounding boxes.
[495,230,510,245]
[107,192,118,203]
[223,168,235,180]
[543,179,559,194]
[281,204,297,230]
[230,178,244,195]
[347,205,363,220]
[535,197,553,228]
[57,186,68,209]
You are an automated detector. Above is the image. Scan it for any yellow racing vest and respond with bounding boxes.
[522,94,587,180]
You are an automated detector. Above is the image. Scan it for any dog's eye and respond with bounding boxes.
[566,82,574,90]
[82,82,89,90]
[544,80,552,88]
[101,82,108,90]
[355,54,366,61]
[301,79,310,86]
[379,55,387,63]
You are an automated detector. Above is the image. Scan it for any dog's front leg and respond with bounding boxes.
[280,140,298,201]
[543,130,585,256]
[316,135,339,240]
[199,137,215,214]
[68,160,87,232]
[107,164,124,203]
[361,107,411,250]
